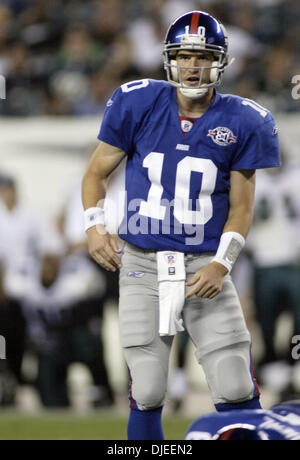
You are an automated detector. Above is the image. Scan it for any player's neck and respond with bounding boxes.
[177,88,215,118]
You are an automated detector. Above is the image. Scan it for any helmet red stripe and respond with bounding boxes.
[190,12,200,34]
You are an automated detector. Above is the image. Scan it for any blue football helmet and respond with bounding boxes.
[163,11,230,99]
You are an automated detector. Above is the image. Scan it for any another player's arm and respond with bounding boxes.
[82,141,126,272]
[186,169,256,299]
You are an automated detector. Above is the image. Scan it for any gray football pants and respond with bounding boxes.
[119,243,259,410]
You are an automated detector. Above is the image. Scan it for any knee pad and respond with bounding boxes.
[200,342,256,405]
[130,359,167,411]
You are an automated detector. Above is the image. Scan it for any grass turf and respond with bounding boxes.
[0,413,194,440]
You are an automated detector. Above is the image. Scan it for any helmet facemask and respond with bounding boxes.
[163,43,229,99]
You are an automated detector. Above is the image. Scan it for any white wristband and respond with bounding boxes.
[212,231,245,273]
[84,207,105,232]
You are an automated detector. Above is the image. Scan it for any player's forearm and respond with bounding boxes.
[223,169,255,239]
[81,170,106,210]
[222,206,254,239]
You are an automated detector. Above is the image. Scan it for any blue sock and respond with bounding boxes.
[215,396,262,412]
[127,406,164,440]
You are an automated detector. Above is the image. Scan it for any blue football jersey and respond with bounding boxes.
[184,403,300,440]
[98,79,280,253]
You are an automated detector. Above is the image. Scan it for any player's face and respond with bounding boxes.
[0,184,17,208]
[176,50,214,87]
[41,254,60,287]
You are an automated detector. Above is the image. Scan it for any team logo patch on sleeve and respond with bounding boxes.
[208,127,237,146]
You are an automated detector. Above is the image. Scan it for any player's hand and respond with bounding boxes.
[185,262,228,300]
[87,226,122,272]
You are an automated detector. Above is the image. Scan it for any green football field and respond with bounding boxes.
[0,413,194,440]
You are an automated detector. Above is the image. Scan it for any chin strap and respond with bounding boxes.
[179,86,208,99]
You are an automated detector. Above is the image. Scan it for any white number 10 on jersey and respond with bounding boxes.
[139,152,218,226]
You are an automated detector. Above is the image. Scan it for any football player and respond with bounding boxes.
[82,11,281,440]
[184,400,300,440]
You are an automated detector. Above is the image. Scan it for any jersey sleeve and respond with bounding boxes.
[231,113,281,171]
[98,86,135,154]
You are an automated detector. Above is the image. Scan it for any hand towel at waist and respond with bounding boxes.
[156,251,186,336]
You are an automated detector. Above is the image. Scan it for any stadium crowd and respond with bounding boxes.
[0,0,299,116]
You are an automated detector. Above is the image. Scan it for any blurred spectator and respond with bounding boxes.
[0,174,47,274]
[221,3,263,86]
[89,0,138,82]
[5,236,115,408]
[0,173,49,404]
[0,259,26,406]
[73,69,120,116]
[92,0,124,47]
[246,152,300,399]
[258,43,299,113]
[2,40,46,116]
[54,24,104,74]
[127,1,167,79]
[0,6,14,56]
[48,24,104,115]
